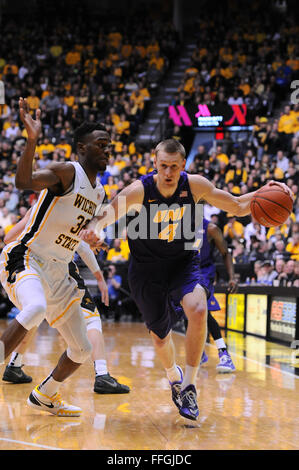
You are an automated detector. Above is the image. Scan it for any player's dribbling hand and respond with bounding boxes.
[266,180,293,198]
[80,228,103,248]
[19,97,42,140]
[79,218,108,252]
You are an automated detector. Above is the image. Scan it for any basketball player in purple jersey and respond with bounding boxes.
[80,139,290,421]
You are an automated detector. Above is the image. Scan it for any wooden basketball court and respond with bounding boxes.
[0,320,299,450]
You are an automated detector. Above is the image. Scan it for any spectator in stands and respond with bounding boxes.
[228,89,244,105]
[106,239,129,263]
[276,259,296,286]
[4,183,19,212]
[293,262,299,287]
[5,121,20,141]
[258,260,277,285]
[40,89,61,126]
[278,105,297,151]
[274,257,286,275]
[193,145,209,165]
[244,220,266,250]
[253,117,269,160]
[248,239,265,263]
[223,216,244,243]
[275,149,289,173]
[215,144,229,166]
[264,123,282,157]
[0,207,12,230]
[252,260,263,283]
[286,232,299,261]
[233,243,249,264]
[4,213,18,235]
[271,240,290,262]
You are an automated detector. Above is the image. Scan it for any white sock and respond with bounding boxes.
[215,338,226,350]
[38,375,60,397]
[9,352,23,367]
[181,365,198,390]
[166,364,181,383]
[94,359,108,376]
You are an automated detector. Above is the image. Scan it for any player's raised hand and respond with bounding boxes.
[19,97,42,140]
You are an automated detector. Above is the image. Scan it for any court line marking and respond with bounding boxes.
[173,331,299,379]
[0,437,63,450]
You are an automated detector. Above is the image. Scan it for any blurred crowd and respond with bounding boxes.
[172,10,299,126]
[0,3,299,318]
[0,5,180,316]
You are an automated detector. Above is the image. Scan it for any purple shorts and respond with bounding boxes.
[128,254,209,339]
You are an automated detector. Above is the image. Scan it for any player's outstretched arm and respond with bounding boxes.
[208,223,238,293]
[15,98,74,193]
[80,180,144,246]
[189,175,292,217]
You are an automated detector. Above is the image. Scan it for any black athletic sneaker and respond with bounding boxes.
[94,373,130,394]
[2,365,32,384]
[169,365,183,410]
[179,384,199,421]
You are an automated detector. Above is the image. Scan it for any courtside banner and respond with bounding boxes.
[213,293,226,328]
[227,294,245,332]
[270,296,297,343]
[246,294,267,337]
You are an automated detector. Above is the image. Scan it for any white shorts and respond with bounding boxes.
[68,261,102,331]
[0,244,84,328]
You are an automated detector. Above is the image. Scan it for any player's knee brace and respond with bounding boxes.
[66,337,92,364]
[16,302,47,330]
[85,315,102,333]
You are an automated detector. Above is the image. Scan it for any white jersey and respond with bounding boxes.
[15,162,105,264]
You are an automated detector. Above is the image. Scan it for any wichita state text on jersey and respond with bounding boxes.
[53,192,99,250]
[5,162,105,265]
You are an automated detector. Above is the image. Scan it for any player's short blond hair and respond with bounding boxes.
[155,139,186,159]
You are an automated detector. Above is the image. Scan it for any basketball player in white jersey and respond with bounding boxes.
[0,98,112,416]
[2,210,130,394]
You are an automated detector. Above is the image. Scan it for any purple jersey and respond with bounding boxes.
[127,171,199,263]
[126,172,210,338]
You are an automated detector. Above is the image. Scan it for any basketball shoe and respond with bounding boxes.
[179,384,199,421]
[169,366,183,410]
[216,350,236,373]
[27,386,82,417]
[2,365,32,384]
[94,373,130,394]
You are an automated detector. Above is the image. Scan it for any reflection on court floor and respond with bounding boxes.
[0,320,299,450]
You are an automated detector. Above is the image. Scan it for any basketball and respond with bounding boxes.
[250,186,293,227]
